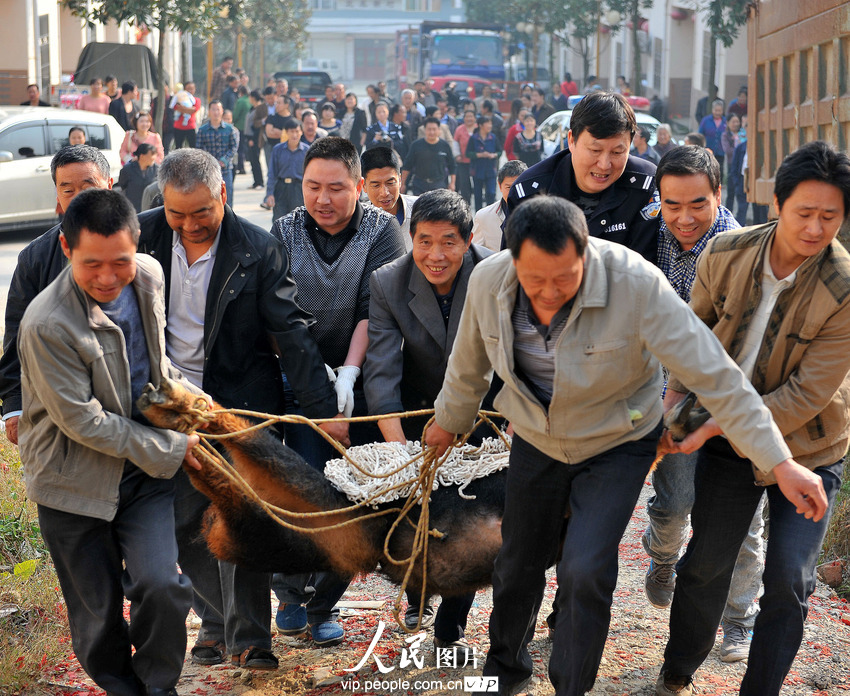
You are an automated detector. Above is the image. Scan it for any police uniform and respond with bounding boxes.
[506,149,661,262]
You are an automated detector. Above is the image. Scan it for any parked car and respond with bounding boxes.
[0,107,124,233]
[273,71,333,108]
[538,109,663,158]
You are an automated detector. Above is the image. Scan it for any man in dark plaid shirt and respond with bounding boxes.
[644,147,763,667]
[654,146,740,302]
[197,100,239,207]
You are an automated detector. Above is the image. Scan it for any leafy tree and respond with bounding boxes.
[554,0,604,83]
[699,0,751,102]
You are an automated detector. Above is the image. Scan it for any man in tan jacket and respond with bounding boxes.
[657,141,850,696]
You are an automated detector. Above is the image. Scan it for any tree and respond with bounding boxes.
[60,0,309,133]
[605,0,653,96]
[699,0,750,103]
[556,0,603,84]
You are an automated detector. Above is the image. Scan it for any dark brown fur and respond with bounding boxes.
[138,379,505,596]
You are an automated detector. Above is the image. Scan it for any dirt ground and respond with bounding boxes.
[35,481,850,696]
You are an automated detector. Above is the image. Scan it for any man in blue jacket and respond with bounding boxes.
[506,91,660,262]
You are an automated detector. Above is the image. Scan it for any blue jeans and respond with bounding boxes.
[663,437,842,695]
[482,425,661,696]
[643,450,765,629]
[38,464,193,696]
[222,168,234,208]
[472,171,496,211]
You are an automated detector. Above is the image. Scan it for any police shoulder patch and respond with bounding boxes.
[640,190,661,220]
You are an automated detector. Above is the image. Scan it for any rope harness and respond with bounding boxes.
[165,399,509,632]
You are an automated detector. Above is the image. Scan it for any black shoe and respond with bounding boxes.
[146,687,179,696]
[404,601,435,630]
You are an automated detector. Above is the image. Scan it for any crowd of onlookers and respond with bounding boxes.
[24,58,761,228]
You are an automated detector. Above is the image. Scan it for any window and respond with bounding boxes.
[47,123,110,153]
[0,124,47,160]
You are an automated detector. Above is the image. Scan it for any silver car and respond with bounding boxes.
[0,107,124,232]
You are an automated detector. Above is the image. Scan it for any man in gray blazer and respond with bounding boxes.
[363,189,492,652]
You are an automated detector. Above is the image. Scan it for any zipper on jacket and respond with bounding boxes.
[204,263,240,357]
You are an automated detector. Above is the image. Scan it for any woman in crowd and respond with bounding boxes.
[319,102,342,136]
[118,111,165,165]
[453,109,477,205]
[513,112,543,167]
[503,99,525,161]
[117,143,158,213]
[338,92,368,152]
[364,102,405,156]
[653,124,677,157]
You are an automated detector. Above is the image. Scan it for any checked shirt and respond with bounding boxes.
[656,204,739,301]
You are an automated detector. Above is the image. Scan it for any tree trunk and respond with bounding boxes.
[630,1,642,96]
[154,6,168,135]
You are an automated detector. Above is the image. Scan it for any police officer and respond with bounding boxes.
[506,91,660,261]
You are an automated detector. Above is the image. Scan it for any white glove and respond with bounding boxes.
[333,365,360,418]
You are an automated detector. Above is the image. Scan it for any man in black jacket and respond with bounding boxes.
[0,145,113,444]
[137,148,348,671]
[506,91,660,262]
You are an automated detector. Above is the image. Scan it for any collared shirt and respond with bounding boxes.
[511,286,574,408]
[166,228,222,387]
[267,141,309,198]
[196,121,239,170]
[304,202,366,264]
[737,239,798,381]
[656,205,739,302]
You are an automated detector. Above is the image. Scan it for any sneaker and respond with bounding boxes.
[434,636,471,663]
[720,624,752,662]
[645,560,677,609]
[404,602,436,630]
[310,620,344,647]
[655,670,693,695]
[275,603,308,635]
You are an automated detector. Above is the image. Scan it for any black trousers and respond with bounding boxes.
[481,428,658,696]
[247,140,264,187]
[38,463,193,696]
[173,468,273,654]
[272,178,304,222]
[172,129,196,149]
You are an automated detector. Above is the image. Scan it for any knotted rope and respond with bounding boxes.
[164,398,509,632]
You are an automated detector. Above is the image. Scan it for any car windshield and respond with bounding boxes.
[284,75,331,94]
[539,113,570,141]
[431,35,501,66]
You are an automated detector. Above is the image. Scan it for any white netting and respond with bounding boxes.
[324,436,511,506]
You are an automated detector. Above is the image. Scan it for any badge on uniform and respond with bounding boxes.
[640,189,661,220]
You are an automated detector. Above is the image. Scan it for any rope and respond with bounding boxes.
[167,400,509,632]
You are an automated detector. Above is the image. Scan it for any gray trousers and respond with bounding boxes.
[38,463,193,696]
